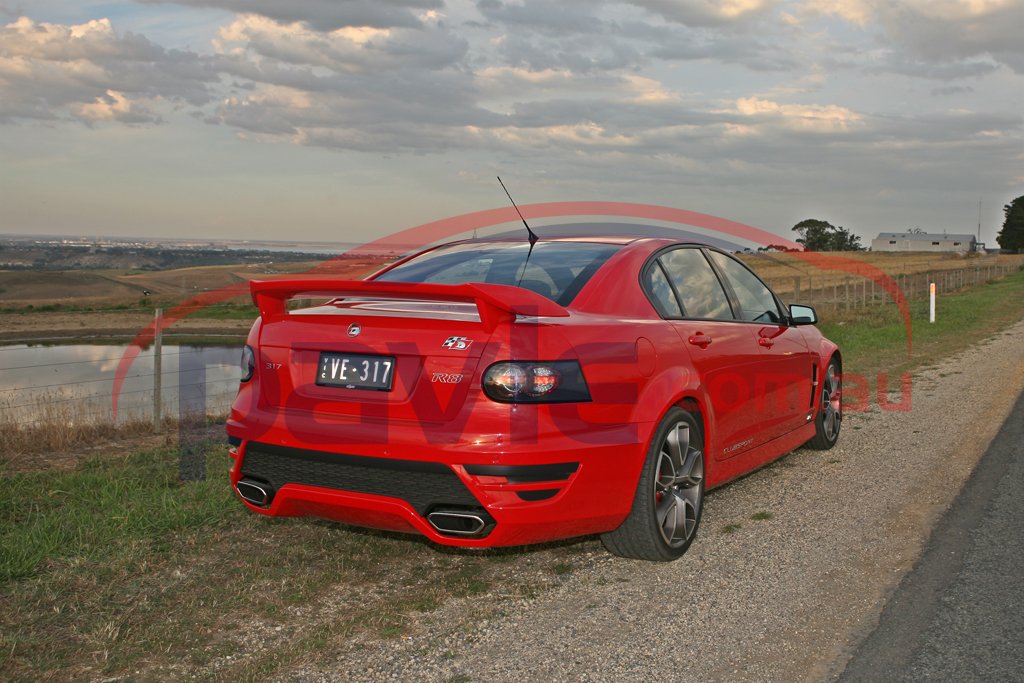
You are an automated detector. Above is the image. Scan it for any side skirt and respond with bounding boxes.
[705,422,817,490]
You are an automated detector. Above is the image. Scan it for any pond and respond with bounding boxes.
[0,343,243,426]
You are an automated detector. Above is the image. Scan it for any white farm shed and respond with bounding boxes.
[871,232,977,253]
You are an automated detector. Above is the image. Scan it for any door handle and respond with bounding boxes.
[758,337,775,348]
[688,333,712,349]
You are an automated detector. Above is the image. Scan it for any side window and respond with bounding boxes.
[708,251,782,323]
[643,262,682,318]
[658,248,734,321]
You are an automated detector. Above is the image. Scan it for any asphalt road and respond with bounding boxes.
[838,389,1024,682]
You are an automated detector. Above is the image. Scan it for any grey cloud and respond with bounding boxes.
[476,2,798,73]
[211,52,488,121]
[475,0,609,35]
[623,0,777,27]
[872,111,1023,142]
[473,1,649,72]
[219,18,469,73]
[466,102,1023,191]
[651,35,799,71]
[506,97,734,130]
[865,53,999,81]
[5,3,1021,195]
[873,2,1024,75]
[493,32,644,72]
[136,0,442,30]
[0,17,217,124]
[208,52,505,153]
[297,121,490,154]
[930,85,973,96]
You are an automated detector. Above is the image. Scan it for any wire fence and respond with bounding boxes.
[0,321,242,433]
[2,260,1022,436]
[761,262,1022,312]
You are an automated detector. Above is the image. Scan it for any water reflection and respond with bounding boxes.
[0,343,241,425]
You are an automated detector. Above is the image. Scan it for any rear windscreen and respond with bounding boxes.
[373,242,621,305]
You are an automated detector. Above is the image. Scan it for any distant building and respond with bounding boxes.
[871,232,977,253]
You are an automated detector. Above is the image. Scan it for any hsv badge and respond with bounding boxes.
[441,336,473,350]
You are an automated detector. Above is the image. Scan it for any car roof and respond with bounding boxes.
[447,236,696,247]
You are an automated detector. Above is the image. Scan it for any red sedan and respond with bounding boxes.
[226,237,841,561]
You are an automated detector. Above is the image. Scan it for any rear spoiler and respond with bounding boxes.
[250,278,570,330]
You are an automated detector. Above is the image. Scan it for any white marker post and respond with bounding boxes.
[929,282,936,323]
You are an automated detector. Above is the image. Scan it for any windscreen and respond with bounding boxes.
[374,241,621,305]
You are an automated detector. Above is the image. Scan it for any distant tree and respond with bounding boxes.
[997,195,1024,252]
[791,219,863,251]
[757,244,799,252]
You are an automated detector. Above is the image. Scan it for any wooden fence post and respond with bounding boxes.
[153,308,163,433]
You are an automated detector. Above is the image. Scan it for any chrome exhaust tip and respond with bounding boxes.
[427,509,490,537]
[236,478,273,507]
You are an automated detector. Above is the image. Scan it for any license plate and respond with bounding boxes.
[316,352,395,391]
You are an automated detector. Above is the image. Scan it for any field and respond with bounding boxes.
[2,244,1024,679]
[739,250,1024,298]
[0,256,391,343]
[2,250,1021,343]
[2,269,1023,680]
[0,256,389,308]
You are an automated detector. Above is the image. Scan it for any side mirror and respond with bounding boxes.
[789,304,818,325]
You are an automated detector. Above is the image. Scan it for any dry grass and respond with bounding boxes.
[0,257,391,313]
[0,271,142,308]
[740,250,1023,280]
[0,389,229,475]
[741,251,1024,298]
[0,391,150,455]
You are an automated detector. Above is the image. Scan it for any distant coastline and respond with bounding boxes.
[0,233,365,256]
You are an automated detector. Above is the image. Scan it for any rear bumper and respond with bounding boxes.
[227,414,649,547]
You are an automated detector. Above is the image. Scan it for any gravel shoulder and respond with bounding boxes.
[288,317,1024,682]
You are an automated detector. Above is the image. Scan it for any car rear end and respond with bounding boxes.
[226,240,650,547]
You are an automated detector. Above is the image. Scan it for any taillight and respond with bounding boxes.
[240,345,255,382]
[482,361,590,403]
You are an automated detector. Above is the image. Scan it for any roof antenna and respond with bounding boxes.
[497,176,538,246]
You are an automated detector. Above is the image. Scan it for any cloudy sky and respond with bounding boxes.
[2,0,1022,246]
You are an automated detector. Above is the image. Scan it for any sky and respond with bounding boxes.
[1,0,1023,247]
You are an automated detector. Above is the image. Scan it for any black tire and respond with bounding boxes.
[601,407,705,561]
[807,358,842,450]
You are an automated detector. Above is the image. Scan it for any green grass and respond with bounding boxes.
[552,561,574,576]
[0,301,158,315]
[0,301,255,318]
[186,303,259,320]
[750,511,774,521]
[0,441,580,680]
[0,446,237,582]
[2,268,1023,680]
[818,268,1024,377]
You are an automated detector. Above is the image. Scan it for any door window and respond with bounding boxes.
[658,248,734,320]
[707,251,782,323]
